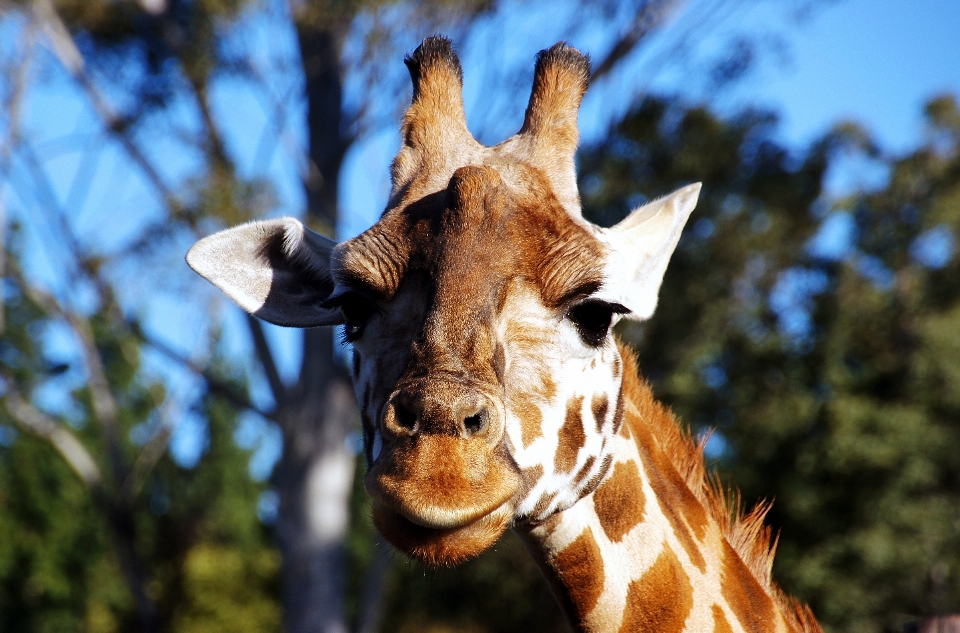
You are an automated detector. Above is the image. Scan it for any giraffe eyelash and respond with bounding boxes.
[326,291,378,342]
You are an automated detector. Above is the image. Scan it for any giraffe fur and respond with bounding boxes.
[187,35,821,633]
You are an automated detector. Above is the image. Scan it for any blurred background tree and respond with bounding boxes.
[1,226,279,632]
[1,0,959,632]
[0,0,714,631]
[578,93,960,633]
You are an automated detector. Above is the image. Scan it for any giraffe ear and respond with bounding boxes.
[601,183,701,321]
[186,217,343,328]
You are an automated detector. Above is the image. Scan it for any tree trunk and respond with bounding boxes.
[910,616,960,633]
[272,17,359,633]
[274,376,357,633]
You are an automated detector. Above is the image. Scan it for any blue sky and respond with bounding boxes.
[731,0,960,152]
[4,0,960,474]
[338,0,960,237]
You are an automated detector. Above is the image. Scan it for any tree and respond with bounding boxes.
[0,225,280,632]
[2,0,729,630]
[578,94,960,632]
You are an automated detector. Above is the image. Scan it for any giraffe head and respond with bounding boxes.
[187,37,699,566]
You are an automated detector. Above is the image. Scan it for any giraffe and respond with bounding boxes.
[187,37,821,633]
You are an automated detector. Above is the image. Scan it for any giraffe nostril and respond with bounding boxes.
[394,401,418,432]
[463,408,489,437]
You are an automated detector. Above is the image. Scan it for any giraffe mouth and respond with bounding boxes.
[364,433,521,565]
[371,499,513,567]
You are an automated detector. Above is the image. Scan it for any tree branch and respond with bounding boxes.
[31,0,182,217]
[10,263,127,483]
[121,416,173,502]
[3,387,103,490]
[246,314,288,406]
[128,318,272,418]
[590,0,679,83]
[0,22,37,337]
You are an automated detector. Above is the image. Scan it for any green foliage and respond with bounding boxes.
[579,94,960,632]
[168,544,280,633]
[0,431,125,633]
[0,235,280,632]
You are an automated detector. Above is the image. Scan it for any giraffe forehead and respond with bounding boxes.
[335,165,607,308]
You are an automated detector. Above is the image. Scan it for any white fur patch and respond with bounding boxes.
[497,283,621,521]
[595,183,701,320]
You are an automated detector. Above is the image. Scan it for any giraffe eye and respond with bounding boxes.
[336,293,376,341]
[568,300,624,347]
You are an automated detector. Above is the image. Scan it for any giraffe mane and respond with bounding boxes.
[617,342,822,633]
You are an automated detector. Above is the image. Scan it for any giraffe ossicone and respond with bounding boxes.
[188,36,820,633]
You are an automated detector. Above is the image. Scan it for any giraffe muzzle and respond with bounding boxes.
[365,433,521,529]
[365,382,521,564]
[365,431,521,565]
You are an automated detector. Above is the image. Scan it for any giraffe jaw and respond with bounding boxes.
[371,499,513,567]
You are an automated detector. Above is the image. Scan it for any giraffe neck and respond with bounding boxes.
[515,348,806,633]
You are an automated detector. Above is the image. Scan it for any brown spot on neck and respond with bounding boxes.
[619,349,710,573]
[593,460,646,543]
[712,604,735,633]
[555,395,585,474]
[522,463,544,480]
[721,541,779,633]
[539,368,557,399]
[531,490,559,519]
[551,527,605,626]
[612,384,625,434]
[579,452,614,498]
[618,543,693,633]
[521,464,544,493]
[512,394,544,448]
[591,393,608,433]
[626,408,709,572]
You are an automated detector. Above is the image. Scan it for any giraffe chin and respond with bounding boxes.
[372,501,512,567]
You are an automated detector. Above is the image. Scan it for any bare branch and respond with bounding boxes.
[246,314,288,405]
[31,0,182,216]
[247,61,307,179]
[0,23,38,335]
[188,73,232,169]
[0,19,34,154]
[69,317,120,426]
[3,387,103,490]
[590,0,680,83]
[127,318,272,417]
[8,261,127,482]
[123,308,217,499]
[121,418,173,501]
